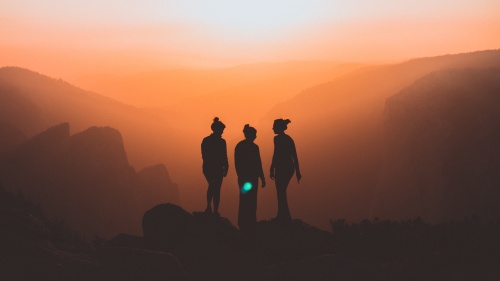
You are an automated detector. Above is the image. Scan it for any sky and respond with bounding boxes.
[1,0,500,78]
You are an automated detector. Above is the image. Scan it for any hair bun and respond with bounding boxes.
[244,124,250,129]
[214,117,219,123]
[285,119,291,124]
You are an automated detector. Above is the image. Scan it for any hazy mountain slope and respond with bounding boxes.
[371,68,500,222]
[260,50,500,227]
[173,63,364,128]
[77,61,365,108]
[0,66,177,169]
[0,123,180,238]
[0,122,27,155]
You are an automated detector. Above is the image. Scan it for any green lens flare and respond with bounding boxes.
[241,182,253,193]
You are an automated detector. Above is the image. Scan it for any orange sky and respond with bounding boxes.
[1,0,500,79]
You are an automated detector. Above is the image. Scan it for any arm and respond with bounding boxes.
[257,146,266,187]
[222,140,229,177]
[290,138,301,182]
[201,138,206,171]
[234,144,241,177]
[270,137,276,181]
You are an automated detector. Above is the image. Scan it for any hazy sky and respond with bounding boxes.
[1,0,499,77]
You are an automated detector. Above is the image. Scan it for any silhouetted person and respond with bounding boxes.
[235,124,266,230]
[201,117,229,216]
[270,119,301,221]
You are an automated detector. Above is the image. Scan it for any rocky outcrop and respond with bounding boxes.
[0,122,27,155]
[372,68,500,222]
[138,164,180,206]
[11,122,70,163]
[0,123,180,239]
[0,187,187,281]
[70,126,132,178]
[4,189,499,281]
[142,204,237,251]
[141,203,335,281]
[142,204,195,251]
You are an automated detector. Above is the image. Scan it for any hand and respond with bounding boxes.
[296,172,302,183]
[223,167,228,177]
[270,172,275,181]
[261,178,266,188]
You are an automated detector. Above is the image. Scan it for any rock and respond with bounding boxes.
[142,204,194,251]
[191,211,239,245]
[241,254,381,281]
[0,123,181,239]
[0,122,27,154]
[0,207,51,243]
[138,164,181,207]
[106,233,144,249]
[98,247,188,281]
[70,126,132,177]
[242,219,334,264]
[372,68,500,222]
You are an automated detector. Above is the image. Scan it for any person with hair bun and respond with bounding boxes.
[270,118,301,221]
[201,117,229,216]
[234,124,266,230]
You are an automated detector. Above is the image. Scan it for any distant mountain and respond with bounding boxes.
[0,123,180,238]
[0,67,177,169]
[77,61,365,109]
[260,50,500,227]
[0,122,26,155]
[371,68,500,222]
[138,164,180,213]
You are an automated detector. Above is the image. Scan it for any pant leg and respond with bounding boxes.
[275,171,293,220]
[238,177,258,230]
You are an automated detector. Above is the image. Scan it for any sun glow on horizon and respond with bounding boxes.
[1,0,500,77]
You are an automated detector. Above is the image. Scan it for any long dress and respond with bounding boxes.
[270,133,298,220]
[235,139,264,230]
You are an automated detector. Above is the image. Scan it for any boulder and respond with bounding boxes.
[142,204,195,251]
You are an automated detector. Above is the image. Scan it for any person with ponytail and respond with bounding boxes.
[270,118,301,221]
[234,124,266,230]
[201,117,229,216]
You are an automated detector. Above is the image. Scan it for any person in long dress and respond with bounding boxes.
[235,124,266,230]
[270,119,301,221]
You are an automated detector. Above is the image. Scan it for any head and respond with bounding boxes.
[272,119,291,134]
[243,124,257,141]
[211,117,225,136]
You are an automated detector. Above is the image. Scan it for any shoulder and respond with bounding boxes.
[201,136,209,146]
[235,140,245,148]
[253,143,260,151]
[284,134,294,143]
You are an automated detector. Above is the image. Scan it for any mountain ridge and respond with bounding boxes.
[0,123,180,238]
[371,68,500,222]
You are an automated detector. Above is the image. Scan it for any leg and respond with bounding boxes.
[275,174,292,220]
[212,173,223,215]
[238,178,258,230]
[248,179,258,224]
[238,178,246,229]
[206,186,213,213]
[204,170,222,213]
[204,171,213,212]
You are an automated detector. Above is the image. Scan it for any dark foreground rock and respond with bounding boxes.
[142,204,339,281]
[4,198,500,281]
[0,204,187,281]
